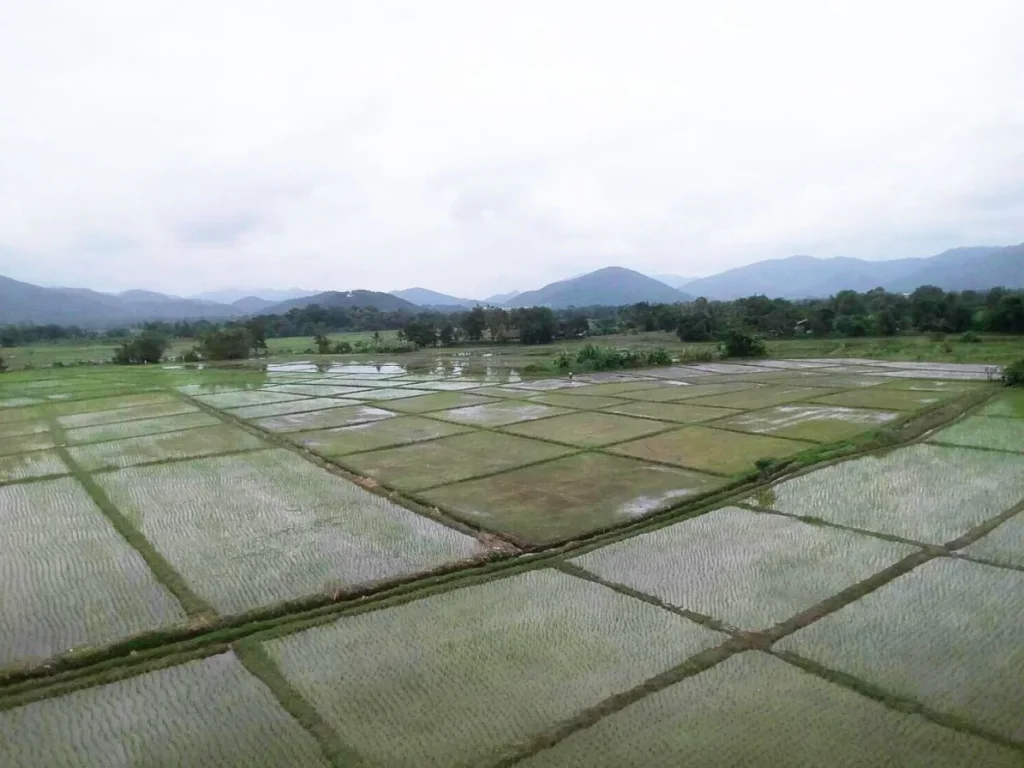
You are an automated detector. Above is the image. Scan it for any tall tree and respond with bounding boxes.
[462,306,487,342]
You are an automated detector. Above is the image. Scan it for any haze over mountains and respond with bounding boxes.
[680,245,1024,300]
[1,244,1021,327]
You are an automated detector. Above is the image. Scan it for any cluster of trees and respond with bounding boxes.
[672,287,1024,342]
[0,324,94,347]
[135,305,411,340]
[397,306,586,348]
[386,286,1024,349]
[112,332,169,364]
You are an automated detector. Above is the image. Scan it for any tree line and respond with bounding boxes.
[2,285,1022,364]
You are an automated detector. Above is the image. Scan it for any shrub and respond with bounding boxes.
[959,331,981,343]
[720,330,767,358]
[0,355,7,373]
[313,334,332,354]
[645,348,673,366]
[182,348,201,363]
[928,331,947,342]
[575,345,625,371]
[678,347,715,363]
[332,341,353,354]
[1002,359,1024,387]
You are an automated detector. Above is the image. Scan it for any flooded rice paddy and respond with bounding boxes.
[0,357,1020,765]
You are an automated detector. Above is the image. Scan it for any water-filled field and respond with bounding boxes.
[0,357,1020,765]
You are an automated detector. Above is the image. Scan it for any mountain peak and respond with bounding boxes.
[389,287,478,308]
[505,266,691,308]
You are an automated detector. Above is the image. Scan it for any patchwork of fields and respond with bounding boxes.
[0,357,1021,765]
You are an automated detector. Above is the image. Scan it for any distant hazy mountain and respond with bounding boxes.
[0,275,243,327]
[485,290,520,305]
[505,267,692,308]
[263,290,419,314]
[4,243,1021,327]
[390,287,479,308]
[681,245,1022,300]
[886,245,1024,293]
[232,296,280,313]
[651,274,697,289]
[190,288,315,304]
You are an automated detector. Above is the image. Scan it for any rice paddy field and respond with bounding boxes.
[0,355,1021,766]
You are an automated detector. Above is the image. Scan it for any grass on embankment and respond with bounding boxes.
[2,332,1021,371]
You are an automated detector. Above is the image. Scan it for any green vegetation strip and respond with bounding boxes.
[769,650,1024,756]
[45,409,214,618]
[492,643,743,767]
[235,641,363,768]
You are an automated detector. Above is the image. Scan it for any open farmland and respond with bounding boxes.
[0,358,1022,765]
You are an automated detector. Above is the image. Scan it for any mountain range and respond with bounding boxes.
[0,276,246,327]
[1,243,1021,327]
[680,245,1023,300]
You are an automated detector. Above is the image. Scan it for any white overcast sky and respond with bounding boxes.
[1,1,1022,298]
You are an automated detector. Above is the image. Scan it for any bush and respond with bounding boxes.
[928,331,947,342]
[959,331,981,343]
[0,355,7,373]
[645,348,673,366]
[581,345,672,371]
[677,347,715,363]
[182,348,201,363]
[720,330,767,358]
[550,345,675,374]
[1002,359,1024,387]
[332,341,353,354]
[112,331,169,365]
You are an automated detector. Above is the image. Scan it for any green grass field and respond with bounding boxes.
[2,330,1021,373]
[0,357,1020,765]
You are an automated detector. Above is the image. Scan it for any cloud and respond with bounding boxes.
[1,0,1022,297]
